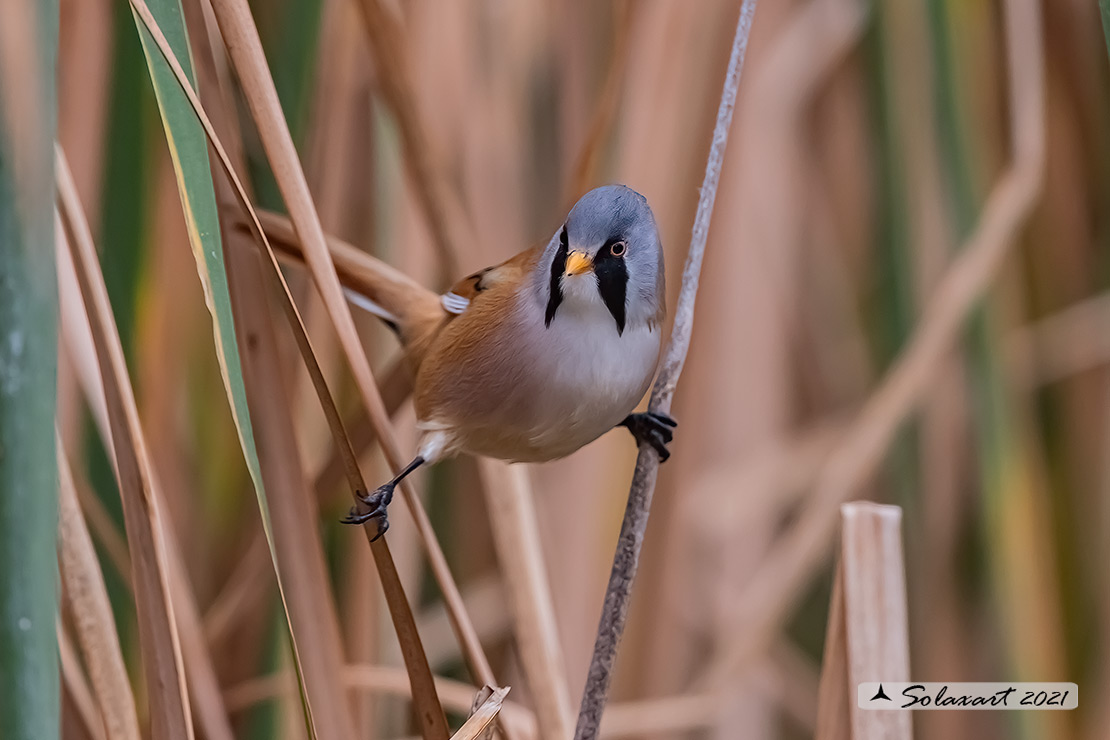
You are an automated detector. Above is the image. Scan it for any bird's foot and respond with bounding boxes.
[620,412,677,461]
[340,483,396,541]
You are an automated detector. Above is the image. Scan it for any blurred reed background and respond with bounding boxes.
[39,0,1110,738]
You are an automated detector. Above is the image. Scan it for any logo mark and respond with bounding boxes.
[870,684,892,702]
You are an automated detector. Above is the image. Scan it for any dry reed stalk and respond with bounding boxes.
[55,232,110,452]
[57,623,105,740]
[1007,292,1110,388]
[196,0,496,712]
[839,503,911,740]
[162,530,238,740]
[814,564,849,740]
[56,202,238,740]
[477,460,574,739]
[127,5,453,735]
[263,209,574,740]
[56,152,195,740]
[57,442,141,740]
[197,32,361,728]
[284,10,574,730]
[309,358,413,497]
[685,4,865,731]
[224,237,359,740]
[253,212,566,740]
[577,4,728,701]
[352,0,464,285]
[573,3,760,737]
[701,0,1046,689]
[264,198,689,728]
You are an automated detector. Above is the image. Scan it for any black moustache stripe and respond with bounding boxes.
[545,227,568,327]
[595,240,627,335]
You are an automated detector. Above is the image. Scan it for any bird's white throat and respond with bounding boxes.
[522,275,660,457]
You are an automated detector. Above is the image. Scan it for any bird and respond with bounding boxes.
[264,184,675,538]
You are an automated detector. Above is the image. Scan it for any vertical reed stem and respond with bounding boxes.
[573,3,760,738]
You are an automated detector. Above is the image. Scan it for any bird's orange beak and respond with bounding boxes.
[564,251,594,277]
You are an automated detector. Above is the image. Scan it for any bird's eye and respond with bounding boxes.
[610,240,627,257]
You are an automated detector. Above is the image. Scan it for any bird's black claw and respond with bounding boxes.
[341,483,396,540]
[619,412,677,462]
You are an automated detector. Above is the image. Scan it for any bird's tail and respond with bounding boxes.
[252,210,447,364]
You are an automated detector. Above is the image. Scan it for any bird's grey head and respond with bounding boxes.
[539,185,664,335]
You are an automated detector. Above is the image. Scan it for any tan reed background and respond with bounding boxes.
[40,0,1110,739]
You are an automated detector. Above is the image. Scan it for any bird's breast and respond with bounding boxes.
[414,288,661,462]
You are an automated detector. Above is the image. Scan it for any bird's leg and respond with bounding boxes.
[618,412,677,461]
[340,456,425,540]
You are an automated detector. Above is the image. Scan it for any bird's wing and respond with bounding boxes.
[440,244,544,315]
[255,210,546,370]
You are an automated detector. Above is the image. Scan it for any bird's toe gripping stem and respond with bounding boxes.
[620,411,677,461]
[340,483,395,541]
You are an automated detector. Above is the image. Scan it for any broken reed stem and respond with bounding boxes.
[573,2,759,738]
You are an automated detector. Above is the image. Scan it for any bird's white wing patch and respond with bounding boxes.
[344,288,400,324]
[441,291,471,315]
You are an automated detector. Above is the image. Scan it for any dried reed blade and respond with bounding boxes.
[56,151,195,740]
[450,687,511,740]
[180,18,361,731]
[477,459,574,739]
[156,8,499,704]
[57,192,239,740]
[57,439,141,740]
[224,221,360,740]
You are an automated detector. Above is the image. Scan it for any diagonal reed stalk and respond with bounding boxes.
[255,205,567,740]
[573,3,761,738]
[127,3,471,736]
[174,0,504,719]
[56,152,195,740]
[56,436,141,740]
[55,194,239,740]
[129,0,326,734]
